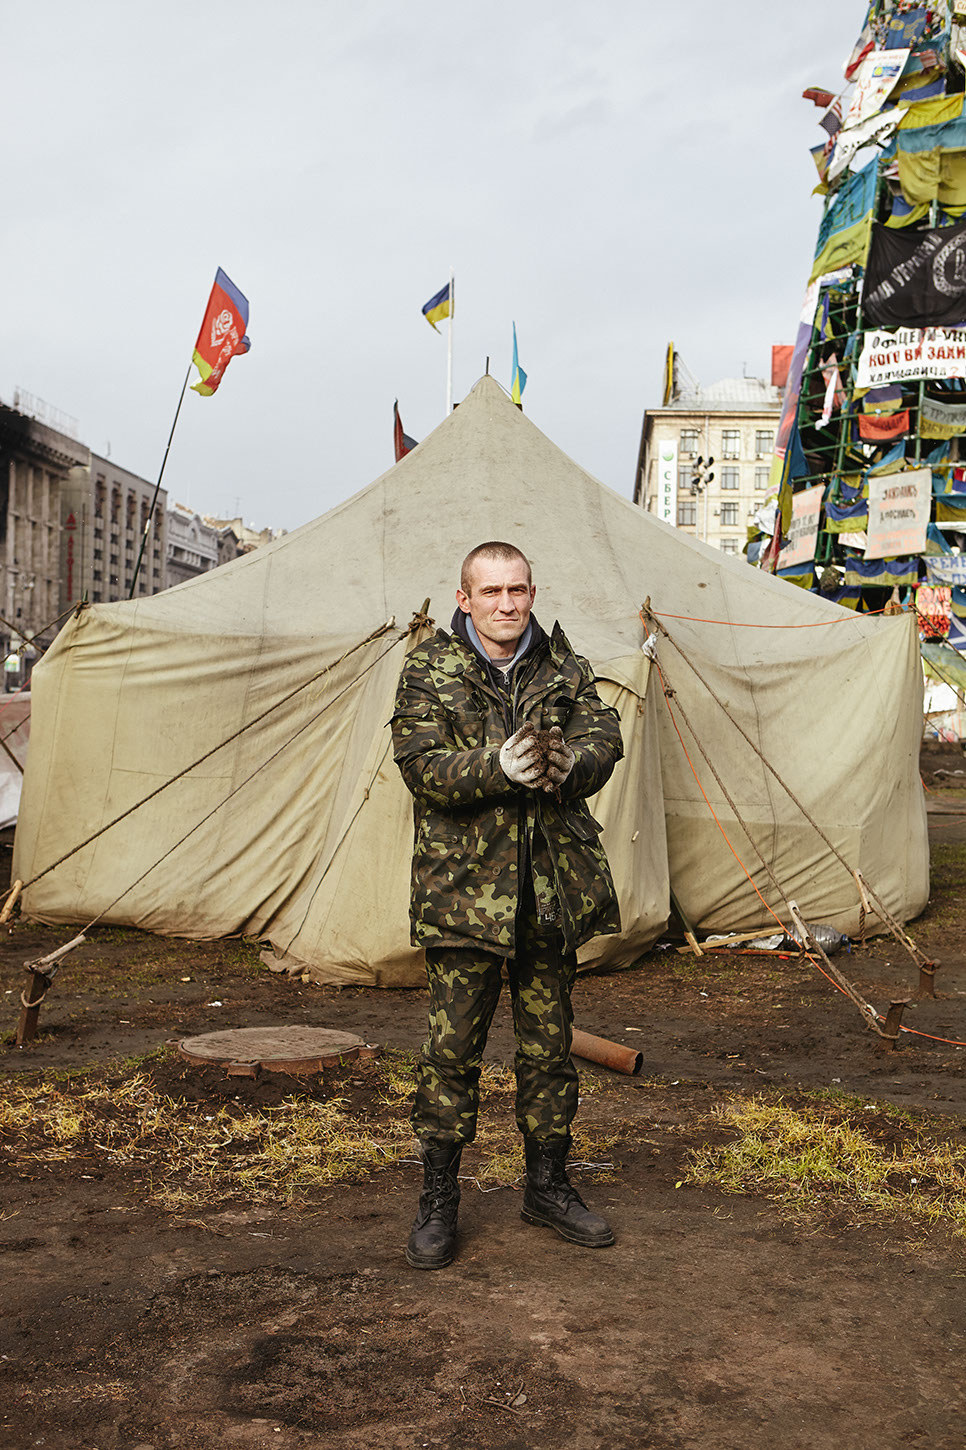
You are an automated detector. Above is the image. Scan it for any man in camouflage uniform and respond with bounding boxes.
[391,540,624,1269]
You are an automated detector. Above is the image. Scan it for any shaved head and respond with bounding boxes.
[460,541,532,595]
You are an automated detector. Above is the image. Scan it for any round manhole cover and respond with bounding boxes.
[177,1025,377,1077]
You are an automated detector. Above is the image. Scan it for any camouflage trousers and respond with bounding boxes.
[411,894,579,1147]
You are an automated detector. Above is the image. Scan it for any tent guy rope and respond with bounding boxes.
[4,605,445,1039]
[0,617,400,908]
[653,646,966,1047]
[80,650,403,934]
[641,603,935,985]
[651,650,887,1039]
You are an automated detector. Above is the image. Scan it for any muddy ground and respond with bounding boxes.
[2,745,966,1450]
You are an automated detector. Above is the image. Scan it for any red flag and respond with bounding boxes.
[802,86,836,108]
[857,409,910,442]
[191,268,251,397]
[393,400,418,462]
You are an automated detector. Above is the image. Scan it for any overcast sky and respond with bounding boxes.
[2,1,861,532]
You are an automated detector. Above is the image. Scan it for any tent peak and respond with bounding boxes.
[459,374,516,407]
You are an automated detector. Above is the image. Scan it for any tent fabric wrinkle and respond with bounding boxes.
[13,377,928,985]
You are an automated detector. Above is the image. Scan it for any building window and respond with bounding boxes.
[677,499,697,526]
[721,429,740,458]
[680,428,700,456]
[755,429,774,456]
[721,467,739,490]
[677,465,694,494]
[721,539,739,554]
[755,467,770,490]
[721,502,740,526]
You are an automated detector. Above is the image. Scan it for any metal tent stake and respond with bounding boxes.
[14,934,86,1047]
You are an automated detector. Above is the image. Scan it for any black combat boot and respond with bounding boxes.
[405,1141,463,1270]
[521,1137,615,1247]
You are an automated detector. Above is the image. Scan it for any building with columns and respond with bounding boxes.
[165,503,219,588]
[0,402,88,679]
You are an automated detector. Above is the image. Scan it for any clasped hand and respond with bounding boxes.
[499,725,575,791]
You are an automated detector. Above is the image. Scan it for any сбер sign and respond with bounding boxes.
[856,327,966,388]
[658,440,678,527]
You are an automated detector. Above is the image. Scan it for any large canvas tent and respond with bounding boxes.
[14,377,928,986]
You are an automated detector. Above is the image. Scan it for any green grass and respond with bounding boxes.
[917,842,966,930]
[685,1094,966,1238]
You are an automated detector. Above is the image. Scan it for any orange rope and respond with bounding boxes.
[899,1025,966,1046]
[654,657,966,1049]
[0,677,31,719]
[653,658,789,933]
[648,607,887,628]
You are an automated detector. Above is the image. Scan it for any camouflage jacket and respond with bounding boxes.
[391,619,623,955]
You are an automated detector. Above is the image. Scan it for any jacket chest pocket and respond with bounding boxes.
[539,691,576,732]
[441,696,489,749]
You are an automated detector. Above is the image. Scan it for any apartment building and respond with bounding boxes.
[634,375,782,555]
[61,454,167,606]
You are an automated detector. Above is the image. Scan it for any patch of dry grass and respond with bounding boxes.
[0,1070,408,1208]
[0,1049,623,1210]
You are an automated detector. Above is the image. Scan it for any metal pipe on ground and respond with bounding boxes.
[571,1027,643,1076]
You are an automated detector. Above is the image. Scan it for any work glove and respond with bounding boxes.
[499,726,544,787]
[542,725,575,789]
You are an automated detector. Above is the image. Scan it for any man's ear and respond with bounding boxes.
[456,588,471,614]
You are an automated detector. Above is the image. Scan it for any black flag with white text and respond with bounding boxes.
[863,218,966,329]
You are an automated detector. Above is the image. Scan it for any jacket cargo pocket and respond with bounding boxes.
[562,809,604,842]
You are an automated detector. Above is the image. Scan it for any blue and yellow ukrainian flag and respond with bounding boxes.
[422,283,451,332]
[511,322,527,404]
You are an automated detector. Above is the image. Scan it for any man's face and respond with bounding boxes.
[456,557,536,660]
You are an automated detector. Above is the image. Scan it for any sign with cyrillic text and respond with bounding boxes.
[865,467,931,559]
[777,485,824,569]
[856,328,966,388]
[925,555,966,587]
[657,440,678,527]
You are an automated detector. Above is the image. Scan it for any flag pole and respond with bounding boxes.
[446,267,455,414]
[128,362,191,599]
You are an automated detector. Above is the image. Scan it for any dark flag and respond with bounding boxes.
[863,218,966,328]
[819,99,842,138]
[393,400,418,462]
